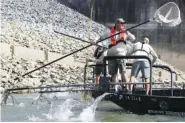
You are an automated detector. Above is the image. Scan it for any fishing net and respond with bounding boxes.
[153,2,181,27]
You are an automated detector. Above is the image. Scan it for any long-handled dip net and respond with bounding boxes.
[1,2,182,105]
[121,2,182,34]
[153,2,181,27]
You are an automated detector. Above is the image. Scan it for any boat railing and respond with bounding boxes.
[84,56,176,96]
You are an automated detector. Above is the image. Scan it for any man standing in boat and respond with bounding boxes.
[94,18,135,86]
[107,18,136,89]
[128,37,158,95]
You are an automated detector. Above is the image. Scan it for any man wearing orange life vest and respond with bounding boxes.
[107,18,135,87]
[93,18,135,86]
[106,18,136,87]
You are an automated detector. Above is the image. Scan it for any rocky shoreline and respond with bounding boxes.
[1,0,185,93]
[1,0,108,59]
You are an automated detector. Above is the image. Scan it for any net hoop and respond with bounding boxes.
[153,2,181,27]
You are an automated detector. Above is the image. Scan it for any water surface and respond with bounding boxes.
[1,93,185,122]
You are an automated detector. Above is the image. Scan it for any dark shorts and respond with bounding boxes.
[108,59,127,75]
[95,64,104,75]
[131,61,150,79]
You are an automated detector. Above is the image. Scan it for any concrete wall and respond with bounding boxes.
[0,43,84,67]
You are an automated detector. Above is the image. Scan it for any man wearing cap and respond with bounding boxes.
[128,37,158,95]
[93,18,135,86]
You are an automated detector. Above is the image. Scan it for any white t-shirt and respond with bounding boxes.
[130,42,158,62]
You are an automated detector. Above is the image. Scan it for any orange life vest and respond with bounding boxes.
[110,28,125,46]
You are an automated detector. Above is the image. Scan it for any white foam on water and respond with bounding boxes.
[44,99,80,121]
[43,92,80,100]
[17,103,25,107]
[46,92,69,99]
[42,93,110,122]
[6,103,13,106]
[43,113,53,121]
[42,102,53,120]
[27,115,43,122]
[78,93,110,122]
[36,106,40,109]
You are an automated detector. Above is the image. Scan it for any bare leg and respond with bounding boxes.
[95,75,100,84]
[121,71,129,89]
[111,74,117,83]
[145,78,150,95]
[129,76,135,91]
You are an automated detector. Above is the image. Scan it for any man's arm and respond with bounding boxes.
[125,31,136,42]
[97,31,109,48]
[149,45,158,63]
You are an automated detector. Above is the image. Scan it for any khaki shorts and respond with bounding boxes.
[108,59,127,75]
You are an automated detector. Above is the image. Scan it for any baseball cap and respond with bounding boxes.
[115,18,126,24]
[143,37,149,43]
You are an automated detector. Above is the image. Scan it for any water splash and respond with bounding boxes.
[43,98,81,121]
[42,102,53,120]
[18,103,25,107]
[78,93,110,122]
[42,92,110,122]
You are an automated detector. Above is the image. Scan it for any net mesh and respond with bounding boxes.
[154,2,181,27]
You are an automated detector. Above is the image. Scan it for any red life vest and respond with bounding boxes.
[110,28,125,46]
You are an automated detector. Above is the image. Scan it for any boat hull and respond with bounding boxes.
[92,89,185,117]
